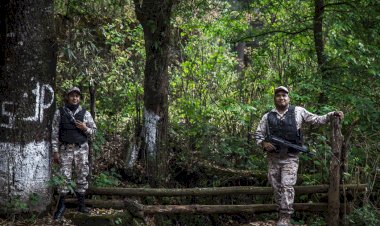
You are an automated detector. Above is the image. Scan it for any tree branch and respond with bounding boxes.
[322,1,357,9]
[231,27,312,43]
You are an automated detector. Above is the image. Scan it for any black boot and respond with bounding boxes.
[76,193,90,213]
[53,195,66,220]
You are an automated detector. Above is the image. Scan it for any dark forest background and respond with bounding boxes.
[0,0,379,225]
[56,0,380,225]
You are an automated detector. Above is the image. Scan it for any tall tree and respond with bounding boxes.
[313,0,329,103]
[133,0,179,186]
[313,0,326,71]
[0,0,56,213]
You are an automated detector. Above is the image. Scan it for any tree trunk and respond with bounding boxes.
[328,117,344,226]
[89,84,96,121]
[313,0,328,103]
[313,0,325,71]
[133,0,177,186]
[0,0,56,213]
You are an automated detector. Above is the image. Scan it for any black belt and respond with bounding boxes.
[62,143,81,148]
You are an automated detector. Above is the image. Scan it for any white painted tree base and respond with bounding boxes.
[0,140,51,213]
[144,109,160,157]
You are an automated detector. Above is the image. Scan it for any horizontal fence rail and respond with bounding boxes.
[65,199,329,213]
[63,184,366,216]
[86,184,366,197]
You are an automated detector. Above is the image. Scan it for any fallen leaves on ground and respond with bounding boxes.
[89,207,124,216]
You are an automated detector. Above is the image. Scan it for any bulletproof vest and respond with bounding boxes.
[267,105,302,144]
[59,107,87,144]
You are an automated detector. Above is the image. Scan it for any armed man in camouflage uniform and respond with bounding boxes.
[255,86,343,226]
[51,87,97,220]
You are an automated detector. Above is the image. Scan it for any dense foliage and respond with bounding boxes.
[53,0,379,224]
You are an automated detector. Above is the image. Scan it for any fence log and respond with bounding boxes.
[328,117,344,226]
[65,199,328,213]
[140,203,328,214]
[87,184,366,197]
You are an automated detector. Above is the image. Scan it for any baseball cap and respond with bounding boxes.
[66,87,81,95]
[274,86,289,94]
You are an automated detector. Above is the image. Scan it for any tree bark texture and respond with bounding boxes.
[313,0,325,71]
[86,184,366,197]
[0,0,56,213]
[313,0,330,104]
[328,117,344,226]
[133,0,178,186]
[89,84,96,120]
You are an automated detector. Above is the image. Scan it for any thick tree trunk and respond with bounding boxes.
[0,0,56,213]
[313,0,325,70]
[134,0,177,186]
[328,117,344,226]
[313,0,329,103]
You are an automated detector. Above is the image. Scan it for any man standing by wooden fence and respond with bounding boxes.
[254,86,344,226]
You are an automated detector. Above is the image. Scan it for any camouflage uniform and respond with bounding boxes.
[52,106,96,195]
[255,106,334,214]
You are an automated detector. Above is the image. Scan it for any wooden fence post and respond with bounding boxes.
[328,117,344,226]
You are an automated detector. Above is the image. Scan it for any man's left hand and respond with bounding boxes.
[52,152,60,164]
[75,120,88,131]
[333,111,344,120]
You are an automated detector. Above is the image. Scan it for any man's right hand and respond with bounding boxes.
[262,141,276,152]
[53,152,60,164]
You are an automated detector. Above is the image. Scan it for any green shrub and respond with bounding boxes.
[93,168,121,187]
[348,204,380,226]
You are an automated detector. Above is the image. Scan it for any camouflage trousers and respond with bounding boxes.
[267,151,299,214]
[58,142,89,195]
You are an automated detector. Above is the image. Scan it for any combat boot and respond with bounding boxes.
[53,195,66,220]
[76,192,90,213]
[277,213,291,226]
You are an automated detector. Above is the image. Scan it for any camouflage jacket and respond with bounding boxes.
[51,105,97,153]
[255,106,334,146]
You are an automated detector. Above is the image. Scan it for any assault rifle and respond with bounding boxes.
[267,135,314,157]
[63,107,77,124]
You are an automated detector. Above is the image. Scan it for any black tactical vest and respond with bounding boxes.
[267,105,302,145]
[59,107,87,144]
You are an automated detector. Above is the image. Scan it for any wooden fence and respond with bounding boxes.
[65,184,366,214]
[65,117,365,225]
